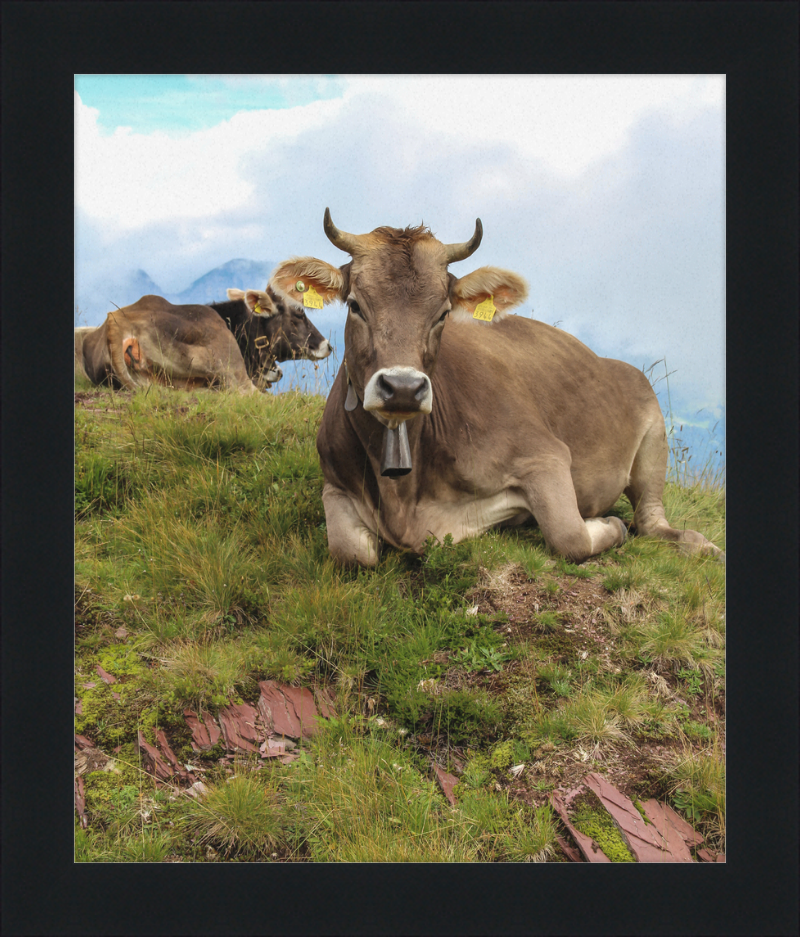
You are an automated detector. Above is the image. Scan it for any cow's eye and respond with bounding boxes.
[437,309,450,324]
[348,300,364,319]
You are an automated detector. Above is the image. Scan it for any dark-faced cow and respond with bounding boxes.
[270,209,723,567]
[75,296,270,394]
[212,280,332,389]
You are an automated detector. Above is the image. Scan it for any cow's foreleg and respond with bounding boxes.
[524,462,627,563]
[322,484,379,567]
[626,420,724,560]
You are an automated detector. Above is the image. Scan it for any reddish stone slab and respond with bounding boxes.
[218,703,262,753]
[260,738,287,758]
[556,834,583,862]
[257,682,333,739]
[432,764,459,805]
[550,790,611,862]
[640,800,695,862]
[74,734,94,751]
[643,799,704,847]
[184,709,221,751]
[155,729,194,781]
[697,847,726,863]
[314,687,336,720]
[95,664,116,684]
[136,730,174,781]
[258,681,303,738]
[82,682,97,690]
[282,685,321,738]
[75,777,88,828]
[584,773,689,863]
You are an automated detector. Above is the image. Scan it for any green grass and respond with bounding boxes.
[74,382,725,862]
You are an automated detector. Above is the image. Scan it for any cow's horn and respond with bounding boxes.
[443,218,483,264]
[323,208,361,255]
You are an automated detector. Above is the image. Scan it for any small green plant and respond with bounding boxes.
[182,775,288,860]
[454,644,511,673]
[571,802,635,862]
[678,667,704,696]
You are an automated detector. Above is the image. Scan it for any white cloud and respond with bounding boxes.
[340,75,723,177]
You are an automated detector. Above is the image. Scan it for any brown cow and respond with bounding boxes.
[75,296,271,393]
[271,209,724,567]
[75,278,333,392]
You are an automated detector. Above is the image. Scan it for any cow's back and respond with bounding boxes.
[435,315,656,441]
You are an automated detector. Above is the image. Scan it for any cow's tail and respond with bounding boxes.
[105,313,138,390]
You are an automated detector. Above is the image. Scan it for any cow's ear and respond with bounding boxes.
[243,289,277,317]
[226,288,245,301]
[449,267,529,323]
[269,257,344,306]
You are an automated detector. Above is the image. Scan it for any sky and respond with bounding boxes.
[74,74,725,449]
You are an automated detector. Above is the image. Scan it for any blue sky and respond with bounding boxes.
[74,75,347,134]
[74,74,725,453]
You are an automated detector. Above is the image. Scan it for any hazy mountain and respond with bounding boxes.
[76,260,276,326]
[75,268,165,326]
[172,259,276,305]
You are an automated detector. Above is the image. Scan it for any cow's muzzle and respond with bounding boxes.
[363,366,432,427]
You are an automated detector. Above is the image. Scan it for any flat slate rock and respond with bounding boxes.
[432,764,459,805]
[556,834,583,863]
[75,777,88,828]
[218,703,261,753]
[258,681,327,739]
[155,729,194,781]
[584,773,692,863]
[184,709,222,751]
[136,730,175,781]
[643,798,704,847]
[95,664,117,684]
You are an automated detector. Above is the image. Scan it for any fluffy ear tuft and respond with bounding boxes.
[243,289,277,317]
[449,267,529,323]
[226,288,245,301]
[269,256,344,307]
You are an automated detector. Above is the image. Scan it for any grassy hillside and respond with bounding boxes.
[74,382,725,862]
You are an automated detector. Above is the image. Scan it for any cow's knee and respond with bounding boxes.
[322,486,379,567]
[543,516,626,563]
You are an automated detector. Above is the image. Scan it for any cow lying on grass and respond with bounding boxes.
[271,209,724,567]
[75,284,331,393]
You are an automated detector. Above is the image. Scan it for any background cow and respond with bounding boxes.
[75,297,271,394]
[271,209,724,567]
[75,282,332,393]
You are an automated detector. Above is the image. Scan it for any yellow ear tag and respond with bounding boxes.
[254,304,263,315]
[303,285,324,309]
[473,295,496,321]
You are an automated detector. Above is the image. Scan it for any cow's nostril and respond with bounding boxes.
[377,374,395,401]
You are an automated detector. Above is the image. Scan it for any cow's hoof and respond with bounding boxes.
[614,516,628,543]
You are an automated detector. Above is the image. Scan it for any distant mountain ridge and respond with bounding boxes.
[172,259,276,305]
[76,259,276,327]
